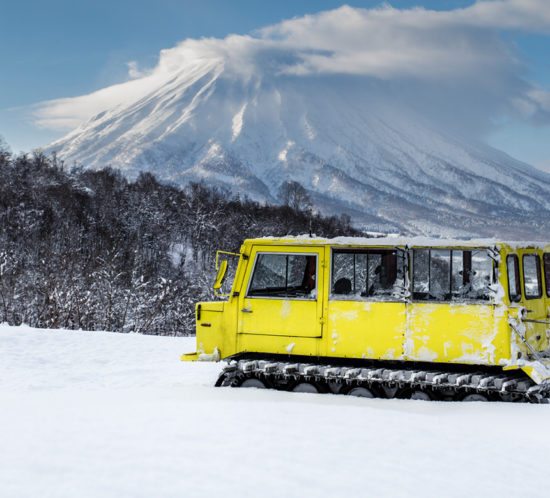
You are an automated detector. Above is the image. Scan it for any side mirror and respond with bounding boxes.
[213,249,241,297]
[213,259,228,291]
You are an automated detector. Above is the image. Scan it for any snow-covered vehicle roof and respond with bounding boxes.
[246,235,549,249]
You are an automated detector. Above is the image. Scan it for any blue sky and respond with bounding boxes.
[1,0,549,170]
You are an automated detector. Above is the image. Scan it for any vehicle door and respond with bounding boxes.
[327,247,407,360]
[543,253,550,340]
[239,246,324,338]
[520,251,547,352]
[407,248,507,365]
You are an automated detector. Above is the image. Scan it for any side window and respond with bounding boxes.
[523,254,542,299]
[469,250,494,299]
[332,252,355,295]
[506,255,521,302]
[430,250,451,300]
[413,249,493,301]
[331,249,405,300]
[247,253,316,298]
[412,249,430,296]
[544,253,550,298]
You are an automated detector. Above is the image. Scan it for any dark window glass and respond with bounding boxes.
[332,252,355,293]
[413,249,492,301]
[468,250,494,300]
[507,255,521,302]
[430,250,451,300]
[331,249,405,300]
[451,250,466,296]
[523,254,542,299]
[544,253,550,298]
[412,249,429,296]
[355,253,368,294]
[248,253,316,298]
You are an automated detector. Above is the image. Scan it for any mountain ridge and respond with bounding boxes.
[46,63,550,238]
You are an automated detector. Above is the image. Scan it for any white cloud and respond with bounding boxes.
[528,88,550,112]
[126,61,146,79]
[33,74,163,130]
[32,1,550,134]
[257,1,550,78]
[506,87,550,126]
[535,158,550,173]
[460,0,550,31]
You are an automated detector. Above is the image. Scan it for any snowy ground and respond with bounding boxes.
[1,324,549,498]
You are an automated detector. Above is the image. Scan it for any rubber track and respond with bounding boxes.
[216,359,550,403]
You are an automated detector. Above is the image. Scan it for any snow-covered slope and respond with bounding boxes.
[47,63,550,238]
[2,324,550,498]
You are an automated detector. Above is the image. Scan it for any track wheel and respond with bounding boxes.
[461,393,489,402]
[401,388,436,401]
[215,372,228,387]
[239,378,267,389]
[292,382,320,394]
[347,387,375,398]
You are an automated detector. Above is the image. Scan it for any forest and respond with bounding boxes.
[0,142,358,335]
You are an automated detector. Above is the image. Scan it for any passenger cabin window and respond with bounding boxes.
[523,254,542,299]
[247,253,316,298]
[544,253,550,298]
[506,255,521,302]
[412,249,493,301]
[331,249,405,300]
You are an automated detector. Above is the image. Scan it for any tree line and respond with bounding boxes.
[0,142,357,335]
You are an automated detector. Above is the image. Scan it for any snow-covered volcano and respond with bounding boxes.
[46,56,550,238]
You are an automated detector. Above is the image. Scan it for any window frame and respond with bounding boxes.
[329,247,407,302]
[543,253,550,298]
[411,247,495,304]
[245,251,319,300]
[506,254,522,303]
[522,253,542,300]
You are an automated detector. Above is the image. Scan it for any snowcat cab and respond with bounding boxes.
[182,237,550,402]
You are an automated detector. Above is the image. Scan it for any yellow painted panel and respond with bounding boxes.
[406,303,510,365]
[521,359,550,384]
[193,303,225,357]
[326,301,405,360]
[240,298,321,337]
[238,333,320,357]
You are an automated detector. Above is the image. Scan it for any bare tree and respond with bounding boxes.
[278,180,312,211]
[0,136,11,164]
[0,153,357,335]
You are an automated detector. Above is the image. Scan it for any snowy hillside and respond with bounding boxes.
[45,60,550,238]
[2,324,550,498]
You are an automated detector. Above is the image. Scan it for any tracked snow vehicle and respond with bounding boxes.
[183,237,550,402]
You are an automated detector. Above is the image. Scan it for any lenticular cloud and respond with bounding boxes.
[34,2,550,133]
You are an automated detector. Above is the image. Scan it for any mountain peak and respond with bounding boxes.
[46,56,550,238]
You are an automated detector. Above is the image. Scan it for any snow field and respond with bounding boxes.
[1,324,549,498]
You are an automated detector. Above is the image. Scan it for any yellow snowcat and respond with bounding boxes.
[182,237,550,402]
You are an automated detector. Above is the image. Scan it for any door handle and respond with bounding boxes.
[241,307,253,313]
